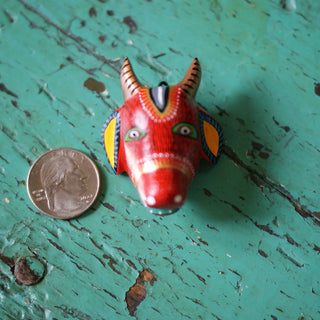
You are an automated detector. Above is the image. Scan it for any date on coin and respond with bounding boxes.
[27,148,100,219]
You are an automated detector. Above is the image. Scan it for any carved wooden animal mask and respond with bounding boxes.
[102,58,223,215]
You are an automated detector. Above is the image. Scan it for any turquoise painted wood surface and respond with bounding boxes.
[1,0,320,319]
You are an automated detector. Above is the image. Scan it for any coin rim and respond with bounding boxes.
[27,148,100,219]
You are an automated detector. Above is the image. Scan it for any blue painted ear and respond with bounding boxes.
[198,110,223,164]
[101,111,121,174]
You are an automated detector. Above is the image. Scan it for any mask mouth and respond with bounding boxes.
[132,153,196,186]
[136,168,189,214]
[146,207,180,216]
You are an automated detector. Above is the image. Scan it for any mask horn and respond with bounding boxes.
[120,57,142,101]
[178,58,201,98]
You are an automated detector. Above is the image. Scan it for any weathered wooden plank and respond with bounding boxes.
[1,0,319,319]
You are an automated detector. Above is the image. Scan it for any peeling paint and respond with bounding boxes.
[281,0,297,11]
[14,256,46,286]
[123,16,138,34]
[0,83,18,98]
[125,269,157,316]
[314,83,320,96]
[83,77,106,93]
[277,247,304,268]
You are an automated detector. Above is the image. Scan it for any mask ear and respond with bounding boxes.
[101,110,122,174]
[198,109,223,164]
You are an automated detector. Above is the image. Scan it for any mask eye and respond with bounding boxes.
[125,127,146,142]
[172,123,198,139]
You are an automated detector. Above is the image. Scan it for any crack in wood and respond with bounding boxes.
[187,267,206,284]
[68,221,91,233]
[223,145,320,225]
[18,0,120,73]
[258,249,268,258]
[185,296,206,307]
[54,305,93,320]
[102,254,121,275]
[0,83,18,98]
[216,197,284,239]
[276,247,304,268]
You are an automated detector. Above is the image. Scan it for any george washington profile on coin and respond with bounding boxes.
[40,153,88,213]
[27,148,100,219]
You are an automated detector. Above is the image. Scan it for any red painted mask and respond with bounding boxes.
[102,58,223,215]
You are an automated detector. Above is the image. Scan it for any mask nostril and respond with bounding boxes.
[174,194,183,204]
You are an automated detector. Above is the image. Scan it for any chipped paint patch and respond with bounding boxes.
[125,269,157,316]
[281,0,297,11]
[123,16,138,34]
[314,83,320,97]
[277,247,304,267]
[83,77,106,94]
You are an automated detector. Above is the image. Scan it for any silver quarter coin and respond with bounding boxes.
[27,148,100,219]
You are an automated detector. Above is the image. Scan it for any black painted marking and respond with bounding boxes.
[121,62,130,70]
[150,85,169,112]
[131,85,139,93]
[121,70,132,77]
[125,75,135,83]
[127,80,138,90]
[182,88,189,94]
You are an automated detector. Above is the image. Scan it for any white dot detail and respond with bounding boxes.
[174,195,183,204]
[146,196,156,206]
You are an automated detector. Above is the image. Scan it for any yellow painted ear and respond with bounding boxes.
[101,111,121,174]
[199,110,223,164]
